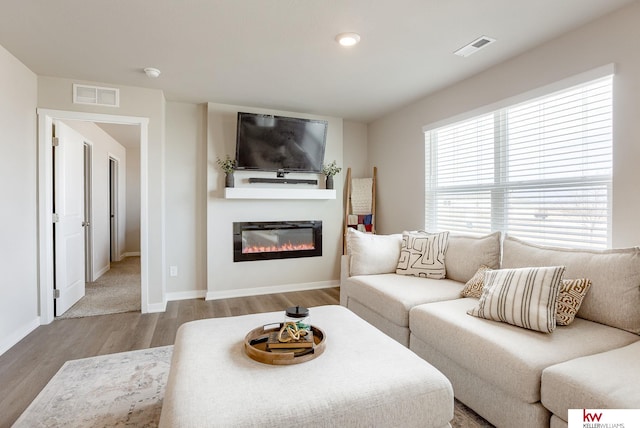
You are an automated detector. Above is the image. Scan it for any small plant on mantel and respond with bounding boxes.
[217,155,236,174]
[322,160,342,190]
[322,160,342,177]
[217,155,236,187]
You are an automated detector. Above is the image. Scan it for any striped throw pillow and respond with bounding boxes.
[467,266,565,333]
[396,231,449,279]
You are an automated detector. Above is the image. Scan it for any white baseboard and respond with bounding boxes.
[205,280,338,301]
[145,301,167,313]
[146,281,337,312]
[122,252,140,258]
[166,290,207,302]
[93,264,110,281]
[0,317,40,357]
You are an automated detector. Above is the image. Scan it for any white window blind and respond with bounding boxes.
[425,75,612,249]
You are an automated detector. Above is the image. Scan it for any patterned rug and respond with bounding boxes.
[13,346,172,428]
[14,345,492,427]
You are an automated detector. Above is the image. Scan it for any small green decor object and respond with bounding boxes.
[322,161,340,190]
[217,155,236,188]
[322,160,342,177]
[216,155,236,174]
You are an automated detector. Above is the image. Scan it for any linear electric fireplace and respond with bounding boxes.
[233,221,322,262]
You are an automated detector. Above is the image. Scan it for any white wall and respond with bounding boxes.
[0,45,39,355]
[343,121,369,179]
[38,76,167,309]
[62,120,127,278]
[207,103,343,298]
[165,101,207,298]
[368,1,640,247]
[125,144,140,255]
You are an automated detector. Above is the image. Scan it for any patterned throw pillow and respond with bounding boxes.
[395,231,449,279]
[467,266,565,333]
[460,265,491,298]
[556,278,592,326]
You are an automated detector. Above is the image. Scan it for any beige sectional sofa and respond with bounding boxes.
[340,231,640,428]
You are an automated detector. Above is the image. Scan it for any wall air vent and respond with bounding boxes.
[454,36,496,57]
[73,84,120,107]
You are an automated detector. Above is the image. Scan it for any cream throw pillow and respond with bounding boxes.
[467,266,565,333]
[395,231,449,279]
[346,228,402,276]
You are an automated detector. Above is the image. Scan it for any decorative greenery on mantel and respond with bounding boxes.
[216,155,236,174]
[322,160,342,177]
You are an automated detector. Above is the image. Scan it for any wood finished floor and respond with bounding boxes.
[0,287,340,427]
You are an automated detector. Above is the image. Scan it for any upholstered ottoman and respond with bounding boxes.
[159,305,453,428]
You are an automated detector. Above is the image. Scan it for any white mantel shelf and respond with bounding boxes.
[224,188,336,200]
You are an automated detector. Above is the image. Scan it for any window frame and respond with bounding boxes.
[423,66,614,249]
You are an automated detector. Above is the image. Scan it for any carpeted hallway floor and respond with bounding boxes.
[56,256,141,319]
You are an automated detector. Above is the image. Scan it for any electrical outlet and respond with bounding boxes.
[170,266,178,277]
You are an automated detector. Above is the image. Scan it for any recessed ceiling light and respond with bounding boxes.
[143,67,161,78]
[335,32,361,47]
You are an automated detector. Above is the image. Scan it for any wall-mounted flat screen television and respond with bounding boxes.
[235,112,328,174]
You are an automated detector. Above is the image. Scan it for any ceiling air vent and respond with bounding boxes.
[454,36,496,57]
[73,84,120,107]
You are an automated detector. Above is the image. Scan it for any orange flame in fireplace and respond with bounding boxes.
[242,242,315,254]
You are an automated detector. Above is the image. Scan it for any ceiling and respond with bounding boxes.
[0,0,635,123]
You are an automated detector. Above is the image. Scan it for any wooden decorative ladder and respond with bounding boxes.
[343,167,377,254]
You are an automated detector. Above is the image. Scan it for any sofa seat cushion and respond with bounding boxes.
[410,299,639,403]
[541,340,640,420]
[344,274,464,328]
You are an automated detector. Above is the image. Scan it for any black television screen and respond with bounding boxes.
[235,112,328,173]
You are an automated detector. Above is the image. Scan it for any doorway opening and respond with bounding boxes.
[37,109,150,324]
[52,119,141,318]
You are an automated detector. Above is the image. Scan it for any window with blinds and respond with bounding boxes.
[425,75,613,249]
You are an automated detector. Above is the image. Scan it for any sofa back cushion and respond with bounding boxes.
[502,235,640,335]
[445,232,501,283]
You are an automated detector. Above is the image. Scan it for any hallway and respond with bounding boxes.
[57,256,140,319]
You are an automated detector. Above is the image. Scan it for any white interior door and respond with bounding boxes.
[54,120,86,315]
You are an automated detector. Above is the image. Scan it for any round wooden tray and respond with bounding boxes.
[244,323,326,365]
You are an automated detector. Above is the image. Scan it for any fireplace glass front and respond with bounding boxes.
[233,221,322,262]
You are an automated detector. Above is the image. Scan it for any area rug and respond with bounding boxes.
[14,345,492,427]
[57,256,141,319]
[13,346,172,428]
